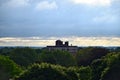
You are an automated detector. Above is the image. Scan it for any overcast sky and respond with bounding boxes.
[0,0,120,46]
[0,0,120,37]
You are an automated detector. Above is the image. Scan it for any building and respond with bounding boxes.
[46,40,78,54]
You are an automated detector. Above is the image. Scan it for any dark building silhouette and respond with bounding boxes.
[56,40,63,46]
[46,40,78,54]
[64,41,68,46]
[55,40,69,47]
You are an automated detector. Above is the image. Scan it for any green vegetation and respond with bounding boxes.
[16,63,69,80]
[0,55,22,80]
[16,63,92,80]
[39,50,77,67]
[76,47,109,66]
[101,52,120,80]
[0,47,119,80]
[91,52,120,80]
[7,47,40,67]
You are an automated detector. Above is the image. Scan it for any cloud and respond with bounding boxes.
[0,37,120,47]
[0,37,55,47]
[1,0,29,8]
[35,1,58,11]
[93,14,117,23]
[70,0,112,7]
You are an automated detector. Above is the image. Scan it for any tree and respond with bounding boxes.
[39,50,77,67]
[91,52,120,80]
[16,63,93,80]
[101,52,120,80]
[66,67,79,80]
[0,55,22,80]
[77,66,92,80]
[76,47,109,66]
[8,47,40,67]
[16,63,69,80]
[91,59,107,80]
[0,47,13,55]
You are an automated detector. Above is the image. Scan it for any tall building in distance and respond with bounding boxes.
[46,40,78,54]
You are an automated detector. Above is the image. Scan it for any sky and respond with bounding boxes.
[0,0,120,46]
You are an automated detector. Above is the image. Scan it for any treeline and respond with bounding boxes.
[0,47,120,80]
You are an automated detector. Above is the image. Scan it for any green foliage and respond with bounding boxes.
[91,59,107,80]
[16,63,69,80]
[110,47,120,52]
[0,47,13,55]
[76,47,109,66]
[1,47,119,80]
[101,52,120,80]
[16,63,92,80]
[77,66,92,80]
[66,67,79,80]
[91,52,120,80]
[8,47,40,67]
[0,55,22,80]
[39,50,77,67]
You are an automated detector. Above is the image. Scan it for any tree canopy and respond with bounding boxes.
[39,50,77,67]
[16,63,92,80]
[0,55,22,80]
[8,47,40,67]
[76,47,109,66]
[0,47,119,80]
[91,52,120,80]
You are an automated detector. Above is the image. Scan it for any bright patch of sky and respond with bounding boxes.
[0,37,120,47]
[35,1,58,11]
[0,0,120,37]
[70,0,111,6]
[1,0,30,8]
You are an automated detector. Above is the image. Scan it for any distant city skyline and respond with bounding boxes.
[0,0,120,46]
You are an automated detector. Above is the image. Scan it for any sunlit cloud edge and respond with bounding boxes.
[0,36,120,47]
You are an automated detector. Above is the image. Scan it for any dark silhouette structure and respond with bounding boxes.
[55,40,69,47]
[47,40,78,54]
[56,40,63,46]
